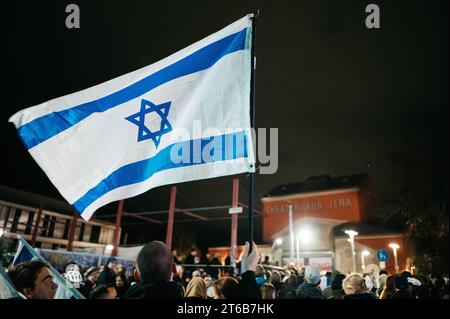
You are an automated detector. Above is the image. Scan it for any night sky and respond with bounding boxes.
[1,1,448,250]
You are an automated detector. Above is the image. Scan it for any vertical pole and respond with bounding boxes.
[31,204,43,247]
[67,211,79,252]
[288,205,295,262]
[230,178,239,272]
[111,200,124,256]
[3,206,12,229]
[350,238,356,273]
[248,11,258,246]
[165,186,177,250]
[393,249,399,273]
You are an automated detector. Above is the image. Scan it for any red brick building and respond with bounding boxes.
[261,174,411,274]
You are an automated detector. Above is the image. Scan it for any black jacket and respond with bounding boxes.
[123,281,183,299]
[296,282,325,299]
[238,271,262,299]
[97,268,116,286]
[77,279,95,299]
[277,283,297,299]
[343,292,377,299]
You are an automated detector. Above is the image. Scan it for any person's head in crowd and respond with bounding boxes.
[115,273,126,287]
[117,263,124,274]
[270,270,282,286]
[379,270,388,276]
[184,277,207,299]
[385,275,396,291]
[332,273,346,291]
[136,241,174,283]
[84,267,100,284]
[304,265,321,286]
[395,274,408,290]
[212,276,240,299]
[192,270,201,278]
[8,260,58,299]
[429,272,440,285]
[287,274,298,286]
[401,271,412,278]
[105,257,118,274]
[98,264,105,273]
[260,283,276,299]
[202,274,212,287]
[343,273,368,295]
[255,265,265,277]
[90,284,118,299]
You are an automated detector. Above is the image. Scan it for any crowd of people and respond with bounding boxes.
[3,241,449,299]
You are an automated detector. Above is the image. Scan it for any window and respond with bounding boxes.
[89,225,101,243]
[62,219,71,239]
[10,209,22,233]
[24,212,35,234]
[78,223,85,241]
[40,215,50,237]
[47,216,57,238]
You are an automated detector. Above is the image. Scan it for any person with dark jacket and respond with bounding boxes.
[329,273,346,299]
[237,241,262,299]
[278,274,298,299]
[78,267,99,298]
[123,241,183,299]
[97,257,118,287]
[115,273,130,299]
[296,265,325,299]
[342,273,377,299]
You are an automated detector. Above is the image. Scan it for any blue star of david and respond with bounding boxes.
[125,99,172,148]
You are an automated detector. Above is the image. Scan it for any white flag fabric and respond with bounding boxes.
[9,15,255,220]
[0,264,23,299]
[12,236,85,299]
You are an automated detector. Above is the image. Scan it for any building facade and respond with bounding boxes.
[261,174,410,274]
[0,186,119,255]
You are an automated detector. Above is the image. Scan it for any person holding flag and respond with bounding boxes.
[9,236,85,299]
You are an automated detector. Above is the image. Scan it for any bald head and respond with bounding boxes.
[136,241,173,283]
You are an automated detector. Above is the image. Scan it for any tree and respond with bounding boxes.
[378,116,449,275]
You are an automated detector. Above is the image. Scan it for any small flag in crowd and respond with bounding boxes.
[12,236,85,299]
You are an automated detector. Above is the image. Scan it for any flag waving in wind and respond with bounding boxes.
[9,15,255,221]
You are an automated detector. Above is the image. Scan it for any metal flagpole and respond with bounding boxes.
[248,10,259,246]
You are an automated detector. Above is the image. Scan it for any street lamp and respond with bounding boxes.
[105,244,114,255]
[274,238,283,246]
[345,230,358,273]
[272,238,283,266]
[361,250,370,271]
[389,243,400,273]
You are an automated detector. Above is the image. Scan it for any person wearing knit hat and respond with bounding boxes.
[295,265,324,299]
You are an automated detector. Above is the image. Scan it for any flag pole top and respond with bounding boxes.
[250,10,260,20]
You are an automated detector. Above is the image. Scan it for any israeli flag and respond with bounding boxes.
[9,15,255,220]
[12,236,85,299]
[0,264,23,299]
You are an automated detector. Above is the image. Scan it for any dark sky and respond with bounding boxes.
[1,0,448,250]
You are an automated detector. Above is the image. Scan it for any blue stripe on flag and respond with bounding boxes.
[72,131,248,214]
[17,28,248,150]
[13,244,34,265]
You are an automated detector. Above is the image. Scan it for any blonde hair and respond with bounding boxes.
[343,273,367,294]
[260,283,276,299]
[185,277,207,299]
